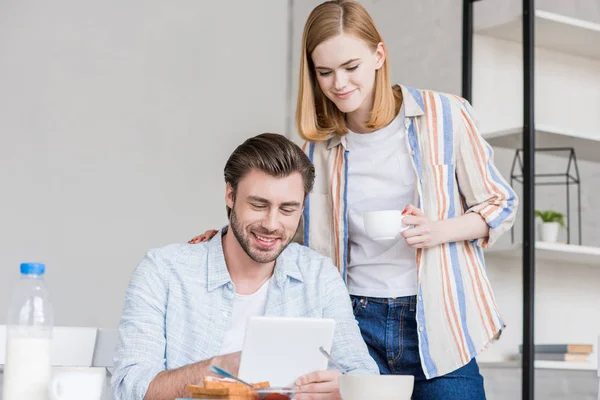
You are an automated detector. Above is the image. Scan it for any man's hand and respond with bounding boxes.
[209,351,242,376]
[294,370,342,400]
[144,353,241,400]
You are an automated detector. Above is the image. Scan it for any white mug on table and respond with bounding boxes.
[48,367,106,400]
[339,374,414,400]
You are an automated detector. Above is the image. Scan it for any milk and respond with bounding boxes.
[3,336,52,400]
[3,263,54,400]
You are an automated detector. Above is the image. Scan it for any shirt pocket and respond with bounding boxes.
[427,164,459,219]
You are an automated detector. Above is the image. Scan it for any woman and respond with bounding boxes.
[191,1,517,398]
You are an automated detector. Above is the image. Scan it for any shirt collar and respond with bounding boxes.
[206,227,304,291]
[206,228,232,291]
[326,84,424,150]
[273,246,304,285]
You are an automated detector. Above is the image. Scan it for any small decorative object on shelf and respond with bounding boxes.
[535,210,565,243]
[510,147,582,245]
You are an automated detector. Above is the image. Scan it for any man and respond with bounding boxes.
[111,133,378,400]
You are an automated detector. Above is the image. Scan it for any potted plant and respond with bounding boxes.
[535,209,565,243]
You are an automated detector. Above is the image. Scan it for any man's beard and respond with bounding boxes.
[229,205,290,263]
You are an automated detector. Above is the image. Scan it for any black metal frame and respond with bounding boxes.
[462,0,536,398]
[522,3,536,398]
[510,148,582,245]
[462,0,475,102]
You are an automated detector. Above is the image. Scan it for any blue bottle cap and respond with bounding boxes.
[20,263,46,275]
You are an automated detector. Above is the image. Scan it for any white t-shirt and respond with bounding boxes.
[219,279,270,355]
[345,108,418,298]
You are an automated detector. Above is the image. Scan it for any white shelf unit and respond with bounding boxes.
[482,125,600,163]
[473,12,600,160]
[479,360,598,372]
[473,6,600,367]
[476,10,600,61]
[475,10,600,163]
[485,241,600,266]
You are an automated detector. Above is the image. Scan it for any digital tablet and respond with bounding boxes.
[237,316,336,387]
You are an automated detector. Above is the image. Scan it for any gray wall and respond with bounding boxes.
[0,0,289,328]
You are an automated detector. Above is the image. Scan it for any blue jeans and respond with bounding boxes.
[351,295,486,400]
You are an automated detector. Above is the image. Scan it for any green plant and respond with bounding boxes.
[535,210,565,228]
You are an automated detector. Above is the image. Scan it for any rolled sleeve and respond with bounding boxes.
[455,99,519,247]
[111,251,169,400]
[319,258,379,375]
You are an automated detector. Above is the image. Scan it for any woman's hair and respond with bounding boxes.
[223,133,315,218]
[296,0,402,141]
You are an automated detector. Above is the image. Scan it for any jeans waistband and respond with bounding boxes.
[350,294,417,307]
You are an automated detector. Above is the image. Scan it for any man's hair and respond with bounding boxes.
[224,133,315,217]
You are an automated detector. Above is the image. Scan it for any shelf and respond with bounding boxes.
[482,125,600,163]
[535,360,597,371]
[485,241,600,266]
[476,10,600,60]
[479,360,598,371]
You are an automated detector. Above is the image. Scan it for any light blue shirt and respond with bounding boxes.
[111,229,378,400]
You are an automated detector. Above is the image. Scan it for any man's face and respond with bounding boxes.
[226,169,304,264]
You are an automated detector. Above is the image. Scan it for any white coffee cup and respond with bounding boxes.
[363,210,409,241]
[48,367,107,400]
[339,374,414,400]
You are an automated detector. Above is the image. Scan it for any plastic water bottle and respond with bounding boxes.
[3,262,54,400]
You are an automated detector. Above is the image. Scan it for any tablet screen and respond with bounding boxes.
[237,316,336,387]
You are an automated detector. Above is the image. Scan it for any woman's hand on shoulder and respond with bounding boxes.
[188,229,219,244]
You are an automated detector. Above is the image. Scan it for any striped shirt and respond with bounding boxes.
[111,229,379,400]
[299,85,518,378]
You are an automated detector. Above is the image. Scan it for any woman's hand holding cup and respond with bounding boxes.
[363,205,444,249]
[400,204,444,248]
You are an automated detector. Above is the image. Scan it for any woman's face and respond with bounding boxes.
[311,33,385,115]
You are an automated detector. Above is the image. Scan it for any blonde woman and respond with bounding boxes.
[190,1,517,398]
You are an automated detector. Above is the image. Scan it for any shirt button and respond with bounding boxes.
[419,327,424,332]
[404,118,410,128]
[226,283,233,290]
[410,150,415,156]
[418,296,422,302]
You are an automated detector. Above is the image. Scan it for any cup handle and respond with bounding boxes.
[49,376,63,400]
[399,215,409,232]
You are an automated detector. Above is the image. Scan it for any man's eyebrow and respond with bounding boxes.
[315,58,360,70]
[247,196,270,204]
[247,196,301,208]
[280,201,302,208]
